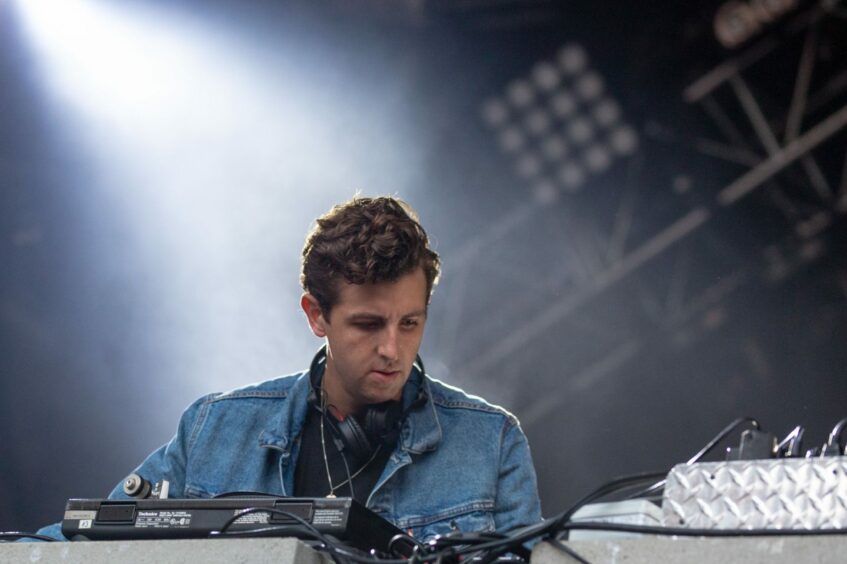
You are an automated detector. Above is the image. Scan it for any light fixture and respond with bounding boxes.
[481,42,639,197]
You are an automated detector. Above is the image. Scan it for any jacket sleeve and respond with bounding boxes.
[494,418,543,532]
[105,393,217,500]
[33,393,217,541]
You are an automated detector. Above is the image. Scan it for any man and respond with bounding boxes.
[38,196,542,540]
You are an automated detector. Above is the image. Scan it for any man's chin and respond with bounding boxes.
[361,383,405,406]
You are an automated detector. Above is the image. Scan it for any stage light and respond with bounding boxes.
[567,117,595,145]
[576,72,604,101]
[592,98,621,127]
[524,108,553,136]
[532,178,560,204]
[713,0,799,49]
[499,126,526,152]
[516,152,543,178]
[557,162,586,191]
[551,91,578,118]
[481,42,639,196]
[540,134,568,161]
[507,79,535,108]
[481,99,510,127]
[531,62,561,92]
[610,125,639,155]
[584,143,612,172]
[558,44,588,74]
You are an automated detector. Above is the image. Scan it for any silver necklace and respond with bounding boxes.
[319,390,380,498]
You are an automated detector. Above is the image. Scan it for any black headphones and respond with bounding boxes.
[307,346,427,465]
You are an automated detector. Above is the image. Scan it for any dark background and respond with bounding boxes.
[2,0,846,532]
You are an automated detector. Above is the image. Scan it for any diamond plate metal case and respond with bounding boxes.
[662,457,847,529]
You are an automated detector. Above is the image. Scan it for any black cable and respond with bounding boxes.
[539,522,847,564]
[216,507,324,538]
[411,471,668,564]
[213,507,350,564]
[219,524,401,564]
[416,469,695,563]
[552,470,669,530]
[419,516,563,561]
[548,538,591,564]
[685,416,761,464]
[213,457,809,564]
[214,506,421,564]
[455,471,663,564]
[627,416,761,500]
[428,530,530,564]
[217,525,330,538]
[0,532,60,542]
[557,521,847,537]
[471,542,532,564]
[426,418,824,564]
[827,417,847,452]
[388,533,427,560]
[424,531,508,547]
[420,527,541,563]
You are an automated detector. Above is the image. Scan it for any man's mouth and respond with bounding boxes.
[371,369,400,378]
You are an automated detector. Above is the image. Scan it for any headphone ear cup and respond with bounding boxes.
[333,416,375,465]
[364,401,403,446]
[363,405,388,437]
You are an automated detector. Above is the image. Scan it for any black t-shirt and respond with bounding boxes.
[293,405,393,504]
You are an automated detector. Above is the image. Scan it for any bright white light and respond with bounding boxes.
[558,161,585,190]
[17,0,216,128]
[531,62,560,92]
[567,117,595,145]
[507,79,535,108]
[16,0,426,394]
[592,98,621,128]
[540,135,568,161]
[610,125,639,155]
[558,44,588,75]
[532,179,559,204]
[550,91,577,118]
[584,144,612,172]
[481,98,510,127]
[515,152,542,178]
[498,127,527,152]
[576,72,604,101]
[524,108,552,136]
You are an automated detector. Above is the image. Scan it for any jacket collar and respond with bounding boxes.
[257,371,312,452]
[257,364,443,454]
[399,367,442,454]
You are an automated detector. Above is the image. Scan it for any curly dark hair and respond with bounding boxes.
[300,196,441,317]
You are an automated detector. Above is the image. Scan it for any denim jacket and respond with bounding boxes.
[39,368,542,540]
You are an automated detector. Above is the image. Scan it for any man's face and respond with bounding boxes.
[302,268,428,416]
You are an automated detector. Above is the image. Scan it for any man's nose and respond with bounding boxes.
[377,327,399,361]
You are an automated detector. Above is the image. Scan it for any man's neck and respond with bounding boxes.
[321,370,359,420]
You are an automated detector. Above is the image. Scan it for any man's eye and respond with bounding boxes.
[354,322,380,330]
[401,319,419,328]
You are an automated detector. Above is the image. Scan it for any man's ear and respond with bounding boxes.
[301,293,328,337]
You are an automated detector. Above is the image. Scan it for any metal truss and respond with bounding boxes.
[686,5,847,212]
[428,2,847,414]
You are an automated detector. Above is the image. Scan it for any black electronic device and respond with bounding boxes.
[61,496,405,554]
